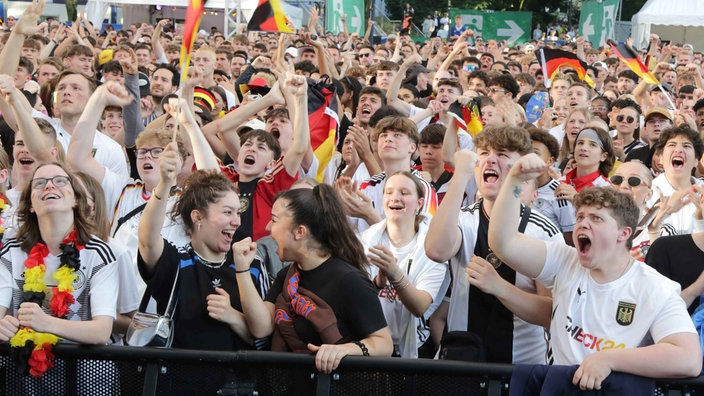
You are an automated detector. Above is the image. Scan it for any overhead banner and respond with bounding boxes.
[579,0,620,47]
[327,0,365,36]
[449,10,531,45]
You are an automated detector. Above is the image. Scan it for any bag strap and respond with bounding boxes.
[466,205,532,331]
[113,202,147,236]
[163,262,180,319]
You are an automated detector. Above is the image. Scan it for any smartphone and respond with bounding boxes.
[661,39,671,46]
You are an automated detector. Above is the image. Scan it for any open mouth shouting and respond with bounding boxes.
[243,155,256,165]
[270,127,280,139]
[483,169,499,184]
[577,234,592,255]
[671,155,685,170]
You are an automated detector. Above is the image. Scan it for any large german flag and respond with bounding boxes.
[307,78,339,182]
[247,0,294,33]
[180,0,206,84]
[607,39,659,85]
[538,47,595,88]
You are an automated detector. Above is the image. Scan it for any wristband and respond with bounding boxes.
[235,268,250,274]
[354,341,370,356]
[152,189,162,200]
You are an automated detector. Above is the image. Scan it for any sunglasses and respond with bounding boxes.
[616,115,636,124]
[489,87,507,94]
[359,53,372,57]
[609,175,644,187]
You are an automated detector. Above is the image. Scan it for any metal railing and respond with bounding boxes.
[0,344,702,395]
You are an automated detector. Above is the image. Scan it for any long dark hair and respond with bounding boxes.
[17,162,96,252]
[275,184,369,273]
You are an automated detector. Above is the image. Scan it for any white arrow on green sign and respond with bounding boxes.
[579,0,620,47]
[450,10,531,45]
[327,0,365,36]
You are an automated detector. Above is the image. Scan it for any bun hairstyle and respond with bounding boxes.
[275,184,369,273]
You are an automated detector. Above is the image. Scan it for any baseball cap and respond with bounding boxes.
[644,107,673,122]
[138,72,150,97]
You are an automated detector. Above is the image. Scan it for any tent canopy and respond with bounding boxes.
[631,0,704,50]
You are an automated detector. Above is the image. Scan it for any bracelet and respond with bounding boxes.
[394,279,411,292]
[353,341,370,356]
[235,268,250,274]
[152,188,162,200]
[389,273,405,285]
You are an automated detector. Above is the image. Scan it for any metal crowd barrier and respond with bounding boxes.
[0,344,702,395]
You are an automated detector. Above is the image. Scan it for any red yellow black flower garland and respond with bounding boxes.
[9,229,83,378]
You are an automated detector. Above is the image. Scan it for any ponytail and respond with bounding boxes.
[276,184,369,273]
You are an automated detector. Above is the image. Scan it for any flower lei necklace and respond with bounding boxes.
[9,229,83,378]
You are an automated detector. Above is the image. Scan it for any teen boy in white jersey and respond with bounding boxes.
[488,154,701,390]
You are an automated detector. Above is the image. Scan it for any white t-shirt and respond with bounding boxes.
[49,118,129,180]
[534,178,576,233]
[0,237,119,322]
[538,241,696,365]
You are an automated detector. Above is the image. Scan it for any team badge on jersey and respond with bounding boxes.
[616,301,636,326]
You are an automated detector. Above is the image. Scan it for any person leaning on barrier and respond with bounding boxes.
[488,153,702,391]
[233,183,393,374]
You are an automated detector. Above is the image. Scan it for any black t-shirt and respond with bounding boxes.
[646,234,704,314]
[625,145,655,169]
[138,241,264,350]
[234,179,258,242]
[265,257,387,347]
[470,203,516,363]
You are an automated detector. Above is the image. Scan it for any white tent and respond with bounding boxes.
[631,0,704,51]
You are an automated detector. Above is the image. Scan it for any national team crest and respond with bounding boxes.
[616,301,636,326]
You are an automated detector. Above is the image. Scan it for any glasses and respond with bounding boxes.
[437,77,459,83]
[489,87,507,94]
[646,118,670,125]
[359,53,372,57]
[616,115,636,124]
[31,175,71,190]
[591,105,608,111]
[136,147,165,159]
[609,175,645,187]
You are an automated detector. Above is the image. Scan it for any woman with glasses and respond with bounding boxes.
[555,127,615,202]
[0,162,119,385]
[613,103,644,162]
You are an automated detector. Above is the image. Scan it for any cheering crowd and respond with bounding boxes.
[0,0,702,392]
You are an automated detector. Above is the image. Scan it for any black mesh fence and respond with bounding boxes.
[0,345,701,396]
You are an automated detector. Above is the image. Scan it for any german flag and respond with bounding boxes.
[448,99,483,137]
[180,0,206,85]
[538,47,594,88]
[307,78,339,181]
[247,0,294,33]
[607,39,659,85]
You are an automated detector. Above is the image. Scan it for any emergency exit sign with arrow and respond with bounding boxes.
[450,10,531,45]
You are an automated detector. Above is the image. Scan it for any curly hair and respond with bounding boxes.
[573,187,639,249]
[173,170,238,237]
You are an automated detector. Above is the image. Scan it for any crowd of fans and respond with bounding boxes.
[0,0,703,391]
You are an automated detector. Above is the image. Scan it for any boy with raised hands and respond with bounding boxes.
[488,154,701,390]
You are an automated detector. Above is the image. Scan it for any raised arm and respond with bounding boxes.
[488,153,548,279]
[0,75,53,162]
[281,74,311,176]
[138,142,182,270]
[118,49,144,148]
[232,238,275,338]
[203,80,285,160]
[425,149,478,262]
[0,0,44,75]
[151,19,169,63]
[386,54,422,116]
[67,81,132,181]
[164,98,219,171]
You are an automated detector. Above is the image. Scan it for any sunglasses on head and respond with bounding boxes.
[609,175,644,187]
[616,115,636,124]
